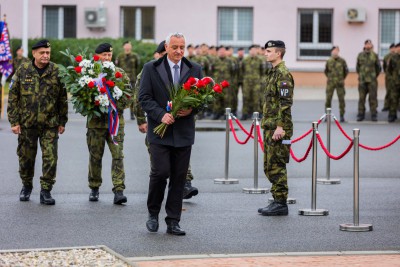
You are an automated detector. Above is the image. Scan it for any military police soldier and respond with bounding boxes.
[356,39,381,121]
[324,46,349,122]
[382,43,396,112]
[7,39,68,205]
[87,43,133,204]
[115,41,140,120]
[387,43,400,122]
[258,40,294,216]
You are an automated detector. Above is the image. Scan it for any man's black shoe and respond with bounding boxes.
[113,191,127,205]
[183,181,198,199]
[260,201,288,216]
[340,115,345,123]
[89,188,99,202]
[356,113,365,121]
[19,186,32,201]
[371,114,378,122]
[382,107,389,112]
[388,115,397,123]
[40,189,55,205]
[166,222,186,236]
[146,215,159,232]
[212,113,221,120]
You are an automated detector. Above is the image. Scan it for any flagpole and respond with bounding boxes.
[22,0,29,57]
[1,14,6,119]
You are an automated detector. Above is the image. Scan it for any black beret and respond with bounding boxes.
[249,44,257,50]
[364,39,372,45]
[155,40,166,53]
[123,40,131,45]
[95,43,113,54]
[15,46,22,51]
[32,39,51,50]
[390,43,395,48]
[265,40,285,49]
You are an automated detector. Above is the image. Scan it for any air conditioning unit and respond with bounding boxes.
[346,8,366,23]
[84,8,107,28]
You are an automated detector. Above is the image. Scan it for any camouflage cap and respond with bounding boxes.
[95,43,113,53]
[265,40,285,49]
[32,39,51,50]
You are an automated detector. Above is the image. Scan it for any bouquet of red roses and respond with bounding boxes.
[154,76,229,138]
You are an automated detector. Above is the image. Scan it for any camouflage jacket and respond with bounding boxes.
[87,67,133,129]
[133,70,147,126]
[356,51,381,83]
[7,61,68,128]
[115,52,140,83]
[243,56,264,80]
[261,61,294,138]
[383,52,395,81]
[188,55,210,76]
[237,57,245,84]
[212,56,235,82]
[387,53,400,85]
[13,56,30,73]
[324,56,348,83]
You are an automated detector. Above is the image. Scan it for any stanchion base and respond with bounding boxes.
[339,223,373,232]
[242,188,269,194]
[214,178,239,184]
[298,208,329,216]
[317,178,341,185]
[268,198,296,204]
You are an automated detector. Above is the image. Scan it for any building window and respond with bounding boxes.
[218,7,253,48]
[298,9,333,60]
[121,7,155,41]
[43,6,76,39]
[379,10,400,58]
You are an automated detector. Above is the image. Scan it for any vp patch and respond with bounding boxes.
[280,88,290,97]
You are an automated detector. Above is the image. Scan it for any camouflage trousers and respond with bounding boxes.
[325,81,346,116]
[389,83,400,116]
[242,80,262,115]
[383,77,394,110]
[358,81,378,115]
[17,127,59,190]
[145,137,193,181]
[224,86,238,114]
[263,130,290,202]
[87,127,125,192]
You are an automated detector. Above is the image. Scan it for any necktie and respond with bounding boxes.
[173,64,180,85]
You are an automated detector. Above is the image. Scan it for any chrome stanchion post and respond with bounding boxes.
[243,112,269,194]
[214,108,239,184]
[340,129,372,231]
[299,122,329,216]
[318,108,341,184]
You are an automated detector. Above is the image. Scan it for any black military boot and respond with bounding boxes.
[183,181,198,199]
[40,189,55,205]
[371,114,378,122]
[260,201,288,216]
[19,186,32,201]
[89,188,99,202]
[340,115,345,123]
[113,191,127,205]
[356,113,365,121]
[130,111,136,120]
[388,114,397,123]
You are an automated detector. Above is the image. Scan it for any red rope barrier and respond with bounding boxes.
[292,118,323,143]
[290,138,313,162]
[229,119,254,145]
[256,124,265,152]
[316,133,353,160]
[334,118,400,151]
[232,115,254,138]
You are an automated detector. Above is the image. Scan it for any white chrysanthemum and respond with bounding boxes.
[81,67,86,74]
[102,61,116,71]
[95,94,109,107]
[79,60,92,68]
[88,69,94,75]
[113,86,123,100]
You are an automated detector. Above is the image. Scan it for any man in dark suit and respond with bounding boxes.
[139,33,203,236]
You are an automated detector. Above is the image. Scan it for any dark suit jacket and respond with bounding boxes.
[139,54,203,147]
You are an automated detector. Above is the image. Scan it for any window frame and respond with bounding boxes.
[42,5,76,39]
[379,9,400,59]
[120,6,155,42]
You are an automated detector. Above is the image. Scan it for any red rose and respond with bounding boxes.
[202,77,212,85]
[93,55,100,61]
[88,81,95,88]
[94,100,100,106]
[196,79,205,88]
[102,77,107,83]
[100,87,107,94]
[75,55,83,63]
[221,80,230,88]
[183,82,192,91]
[213,84,223,94]
[106,80,115,87]
[74,66,82,73]
[115,72,123,79]
[187,77,197,85]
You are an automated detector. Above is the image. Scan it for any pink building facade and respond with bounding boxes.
[2,0,399,74]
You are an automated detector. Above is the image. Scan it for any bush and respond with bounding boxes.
[10,38,157,71]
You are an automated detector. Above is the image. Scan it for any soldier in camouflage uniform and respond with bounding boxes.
[324,46,349,122]
[13,46,29,72]
[87,43,133,205]
[382,43,396,112]
[387,43,400,123]
[241,45,264,120]
[258,40,293,216]
[7,39,68,205]
[115,41,140,120]
[356,39,381,121]
[211,46,236,119]
[226,46,239,116]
